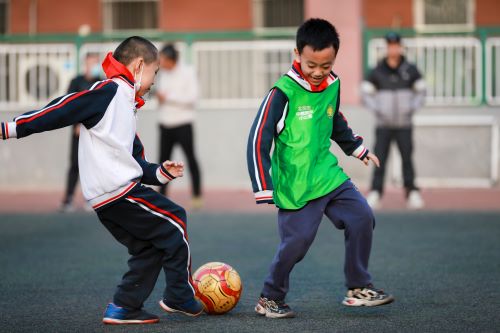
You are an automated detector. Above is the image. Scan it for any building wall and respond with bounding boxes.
[362,0,414,28]
[1,105,498,191]
[161,0,252,31]
[0,106,381,191]
[9,0,252,34]
[10,0,102,34]
[305,0,363,104]
[476,0,500,26]
[39,0,101,33]
[363,0,500,28]
[9,0,31,33]
[7,0,500,34]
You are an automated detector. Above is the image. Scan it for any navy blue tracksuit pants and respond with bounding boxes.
[262,180,375,301]
[96,184,195,310]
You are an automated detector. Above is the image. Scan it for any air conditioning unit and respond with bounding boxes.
[17,55,75,105]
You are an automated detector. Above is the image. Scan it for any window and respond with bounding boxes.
[253,0,304,29]
[0,0,8,34]
[414,0,475,32]
[102,0,158,31]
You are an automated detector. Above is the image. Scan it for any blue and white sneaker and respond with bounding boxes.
[159,298,204,317]
[102,303,159,325]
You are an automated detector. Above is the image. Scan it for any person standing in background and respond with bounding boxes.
[361,32,426,210]
[60,53,101,212]
[156,44,202,209]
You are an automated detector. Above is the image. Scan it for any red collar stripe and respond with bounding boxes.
[292,60,330,92]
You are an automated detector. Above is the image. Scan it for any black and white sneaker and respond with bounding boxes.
[255,296,295,318]
[342,284,394,307]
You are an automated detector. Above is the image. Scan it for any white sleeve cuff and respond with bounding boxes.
[2,122,17,139]
[352,145,368,159]
[255,190,273,202]
[156,166,174,184]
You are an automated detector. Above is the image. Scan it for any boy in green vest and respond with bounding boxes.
[247,18,394,318]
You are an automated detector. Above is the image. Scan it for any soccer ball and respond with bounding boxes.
[192,262,242,315]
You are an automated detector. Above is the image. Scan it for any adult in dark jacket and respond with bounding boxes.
[60,53,101,212]
[361,32,426,209]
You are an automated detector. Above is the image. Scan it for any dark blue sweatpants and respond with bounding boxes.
[262,180,375,301]
[96,184,195,310]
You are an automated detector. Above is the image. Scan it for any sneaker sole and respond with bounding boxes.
[255,303,295,318]
[159,300,203,317]
[342,295,395,307]
[265,311,296,318]
[102,318,159,325]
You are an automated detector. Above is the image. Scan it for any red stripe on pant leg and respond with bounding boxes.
[126,196,188,239]
[127,195,195,293]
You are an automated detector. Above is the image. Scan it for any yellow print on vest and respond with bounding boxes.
[327,104,334,119]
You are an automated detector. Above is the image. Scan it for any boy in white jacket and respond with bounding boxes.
[1,36,203,324]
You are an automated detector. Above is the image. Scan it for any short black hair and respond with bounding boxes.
[296,18,340,54]
[160,44,179,62]
[113,36,158,65]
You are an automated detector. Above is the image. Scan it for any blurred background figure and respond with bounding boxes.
[156,44,202,209]
[361,32,426,210]
[60,53,102,213]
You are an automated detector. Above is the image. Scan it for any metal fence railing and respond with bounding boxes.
[486,37,500,106]
[367,37,482,106]
[80,40,292,109]
[2,37,500,110]
[192,40,294,108]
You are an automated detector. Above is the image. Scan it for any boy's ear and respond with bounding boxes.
[132,57,144,72]
[293,48,300,63]
[138,57,145,68]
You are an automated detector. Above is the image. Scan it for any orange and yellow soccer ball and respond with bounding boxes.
[192,262,242,315]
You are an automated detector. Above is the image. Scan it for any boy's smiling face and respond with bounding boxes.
[294,45,337,86]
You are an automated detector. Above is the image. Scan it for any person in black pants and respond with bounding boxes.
[361,32,426,209]
[371,127,414,196]
[60,53,101,212]
[156,44,202,209]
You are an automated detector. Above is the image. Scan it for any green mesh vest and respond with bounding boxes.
[272,75,349,209]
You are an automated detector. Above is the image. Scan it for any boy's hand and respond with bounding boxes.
[362,152,380,167]
[162,160,184,178]
[74,125,80,136]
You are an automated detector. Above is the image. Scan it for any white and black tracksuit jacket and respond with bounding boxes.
[1,75,175,209]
